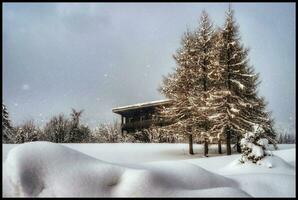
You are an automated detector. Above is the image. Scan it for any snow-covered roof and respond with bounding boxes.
[112,99,173,114]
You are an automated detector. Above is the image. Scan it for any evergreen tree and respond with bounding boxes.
[206,8,276,155]
[2,104,13,143]
[160,11,218,155]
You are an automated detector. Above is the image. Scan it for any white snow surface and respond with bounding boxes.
[2,142,296,197]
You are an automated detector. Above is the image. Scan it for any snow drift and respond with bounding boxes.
[3,142,295,197]
[3,142,249,197]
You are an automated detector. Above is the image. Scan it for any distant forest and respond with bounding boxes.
[2,104,295,144]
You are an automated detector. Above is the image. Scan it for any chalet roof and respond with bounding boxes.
[112,99,173,114]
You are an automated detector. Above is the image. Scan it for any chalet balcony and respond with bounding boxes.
[121,119,171,131]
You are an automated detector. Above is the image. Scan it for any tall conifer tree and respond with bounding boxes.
[206,8,276,155]
[2,103,13,143]
[160,11,218,155]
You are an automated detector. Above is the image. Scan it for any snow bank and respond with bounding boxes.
[217,155,295,197]
[62,143,232,164]
[3,142,125,197]
[229,174,295,197]
[3,142,295,197]
[221,155,294,175]
[272,148,296,167]
[3,142,249,197]
[3,143,294,164]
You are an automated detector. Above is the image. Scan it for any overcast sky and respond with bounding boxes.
[3,3,295,132]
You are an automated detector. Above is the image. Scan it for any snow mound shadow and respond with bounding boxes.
[3,142,250,197]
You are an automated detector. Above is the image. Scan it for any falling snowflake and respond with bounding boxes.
[289,116,293,121]
[22,84,30,90]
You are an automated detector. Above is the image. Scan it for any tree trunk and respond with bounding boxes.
[236,142,241,153]
[218,139,222,154]
[236,136,241,153]
[189,134,194,155]
[204,139,208,157]
[226,130,231,155]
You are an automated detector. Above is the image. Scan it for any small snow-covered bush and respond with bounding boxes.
[239,125,272,165]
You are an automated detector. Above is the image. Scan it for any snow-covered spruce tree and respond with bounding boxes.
[159,11,218,155]
[206,8,276,155]
[239,125,272,166]
[2,103,14,143]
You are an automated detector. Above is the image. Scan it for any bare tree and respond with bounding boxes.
[14,120,41,143]
[43,114,70,143]
[92,121,122,143]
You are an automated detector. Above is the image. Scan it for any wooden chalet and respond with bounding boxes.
[112,99,173,134]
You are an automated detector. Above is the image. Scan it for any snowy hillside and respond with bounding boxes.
[2,142,296,197]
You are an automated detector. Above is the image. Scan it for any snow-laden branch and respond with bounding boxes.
[230,79,245,90]
[222,58,248,67]
[239,73,256,77]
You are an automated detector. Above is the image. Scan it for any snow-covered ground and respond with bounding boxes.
[2,142,296,197]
